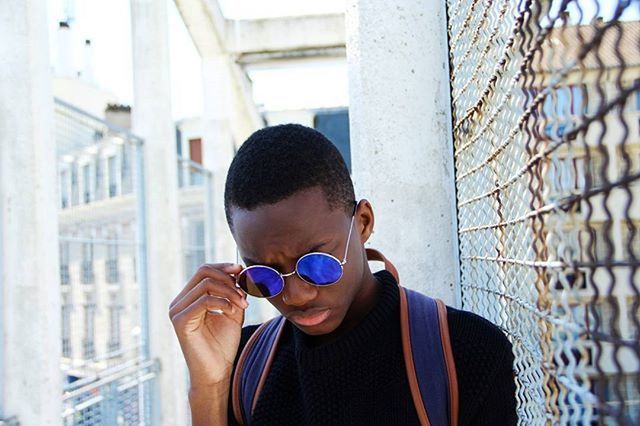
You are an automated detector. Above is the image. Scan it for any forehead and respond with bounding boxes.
[230,187,347,261]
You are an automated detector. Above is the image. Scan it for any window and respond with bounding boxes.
[626,296,639,341]
[82,164,91,203]
[61,304,72,358]
[108,156,117,197]
[541,85,588,138]
[188,139,204,186]
[579,222,610,263]
[71,164,79,206]
[621,221,640,261]
[584,152,606,188]
[546,152,604,193]
[60,170,69,209]
[185,221,206,279]
[60,242,70,285]
[587,297,620,338]
[314,109,351,172]
[94,157,103,201]
[82,303,96,359]
[189,138,202,164]
[543,85,588,117]
[81,241,94,284]
[108,304,123,352]
[106,238,119,284]
[121,145,132,195]
[591,374,640,420]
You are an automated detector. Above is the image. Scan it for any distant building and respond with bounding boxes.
[532,20,640,417]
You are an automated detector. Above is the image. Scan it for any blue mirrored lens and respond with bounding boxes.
[296,254,343,285]
[237,267,283,298]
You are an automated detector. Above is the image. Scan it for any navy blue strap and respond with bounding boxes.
[403,288,452,426]
[234,316,285,425]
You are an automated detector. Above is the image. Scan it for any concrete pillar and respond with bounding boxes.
[345,0,460,305]
[201,55,237,263]
[0,0,61,423]
[130,1,188,424]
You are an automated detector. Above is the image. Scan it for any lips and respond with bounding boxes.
[287,308,331,327]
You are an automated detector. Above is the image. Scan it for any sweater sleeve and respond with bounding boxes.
[227,324,261,426]
[446,307,518,426]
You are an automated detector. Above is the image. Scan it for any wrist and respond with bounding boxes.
[189,378,231,400]
[189,381,230,426]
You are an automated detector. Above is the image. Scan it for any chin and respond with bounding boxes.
[293,315,342,336]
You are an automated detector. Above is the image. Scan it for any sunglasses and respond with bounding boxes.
[235,210,356,298]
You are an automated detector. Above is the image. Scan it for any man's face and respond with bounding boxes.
[231,187,373,336]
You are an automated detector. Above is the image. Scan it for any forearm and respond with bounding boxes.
[189,381,230,426]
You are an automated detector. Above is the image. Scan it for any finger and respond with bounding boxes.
[169,277,248,319]
[171,294,235,327]
[170,263,243,309]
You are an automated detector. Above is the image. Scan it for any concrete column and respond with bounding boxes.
[201,55,237,263]
[130,1,188,424]
[346,0,460,305]
[0,0,61,423]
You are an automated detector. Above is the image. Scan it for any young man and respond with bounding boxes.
[170,124,517,425]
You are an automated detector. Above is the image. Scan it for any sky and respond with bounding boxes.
[46,0,348,120]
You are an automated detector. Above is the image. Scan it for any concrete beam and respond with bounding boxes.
[175,0,345,56]
[227,14,345,54]
[0,0,61,423]
[174,0,226,56]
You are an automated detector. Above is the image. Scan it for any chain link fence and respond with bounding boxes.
[55,98,154,424]
[447,0,639,423]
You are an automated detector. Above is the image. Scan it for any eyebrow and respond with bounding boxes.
[243,241,331,267]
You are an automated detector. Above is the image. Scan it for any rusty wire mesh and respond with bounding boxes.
[446,0,640,423]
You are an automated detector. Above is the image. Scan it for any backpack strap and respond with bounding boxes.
[365,248,400,283]
[399,287,459,426]
[436,297,459,426]
[232,316,286,425]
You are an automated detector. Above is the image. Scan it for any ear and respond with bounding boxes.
[355,199,375,244]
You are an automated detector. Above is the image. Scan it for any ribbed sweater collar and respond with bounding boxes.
[290,270,400,368]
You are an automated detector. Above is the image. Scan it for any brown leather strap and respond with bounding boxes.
[366,248,400,284]
[232,318,274,425]
[399,286,431,426]
[251,317,286,413]
[436,299,459,426]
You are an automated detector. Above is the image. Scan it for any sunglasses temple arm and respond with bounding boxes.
[341,214,356,265]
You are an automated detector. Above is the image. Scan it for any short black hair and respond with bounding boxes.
[224,124,355,227]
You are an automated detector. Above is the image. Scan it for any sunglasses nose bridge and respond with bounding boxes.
[280,271,318,307]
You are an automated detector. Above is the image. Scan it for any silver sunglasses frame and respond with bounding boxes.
[236,212,356,299]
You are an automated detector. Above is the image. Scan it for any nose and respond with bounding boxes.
[281,273,318,307]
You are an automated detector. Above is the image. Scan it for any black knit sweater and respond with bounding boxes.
[228,270,517,425]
